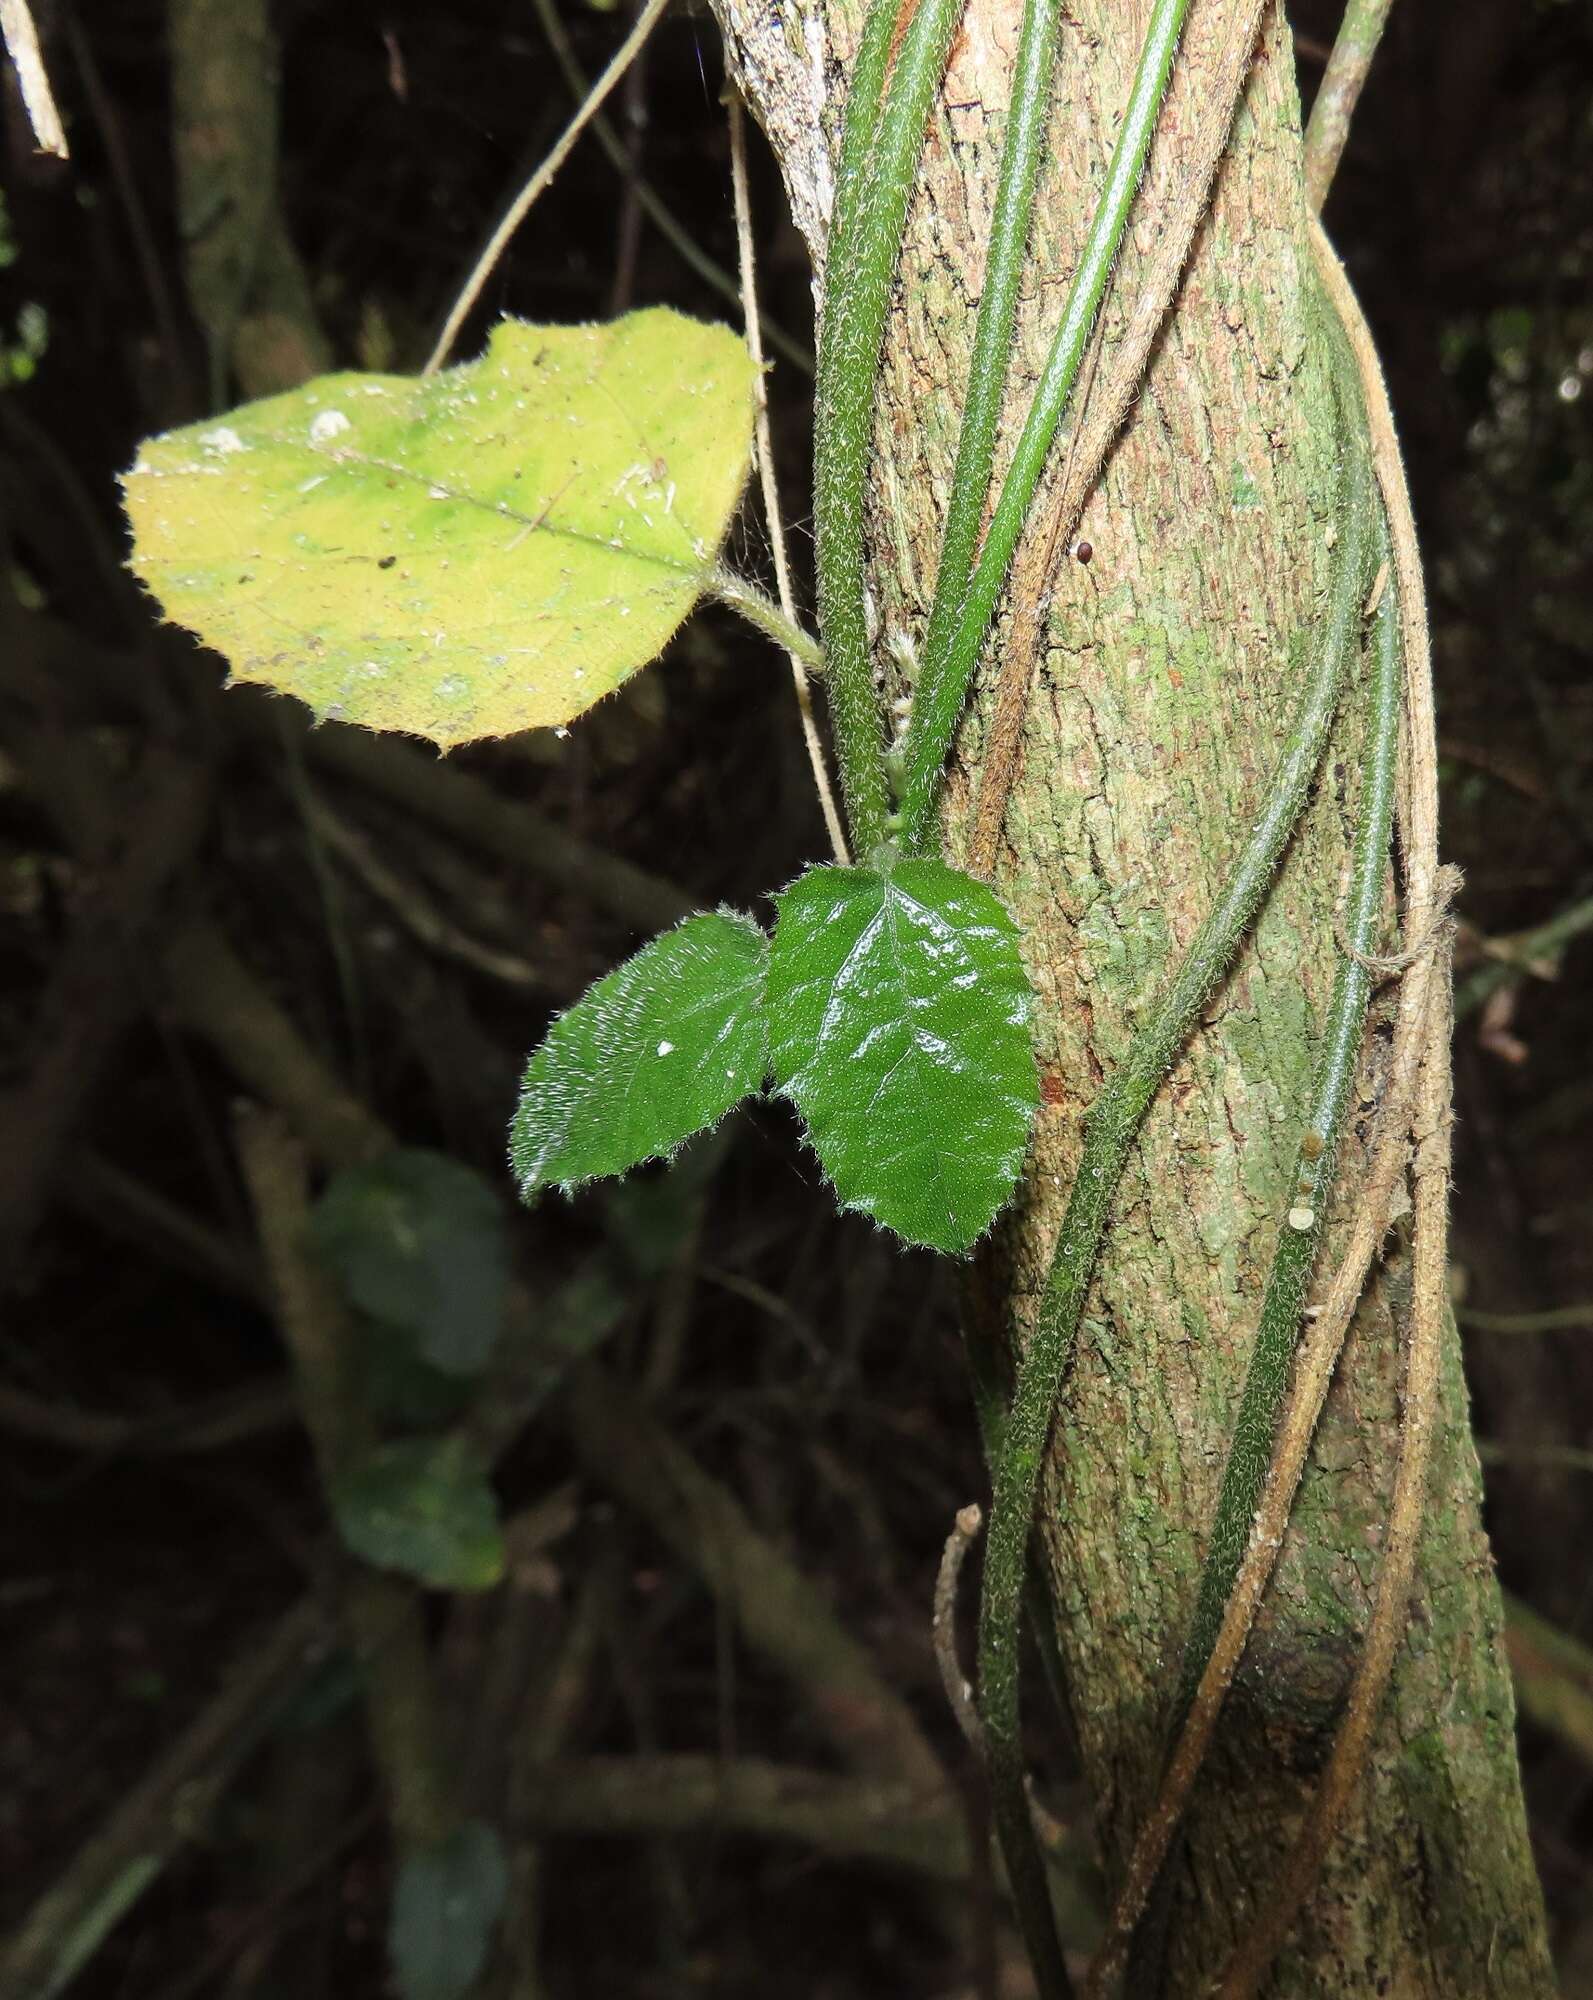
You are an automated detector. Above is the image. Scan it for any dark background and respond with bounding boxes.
[2,0,1592,1993]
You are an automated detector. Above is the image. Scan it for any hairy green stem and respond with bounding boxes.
[1172,525,1400,1728]
[898,0,1190,852]
[898,0,1061,805]
[813,0,965,854]
[707,566,825,672]
[976,383,1371,1998]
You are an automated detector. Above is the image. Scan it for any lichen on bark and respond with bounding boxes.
[712,0,1555,1990]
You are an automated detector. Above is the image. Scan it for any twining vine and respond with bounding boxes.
[114,0,1456,1991]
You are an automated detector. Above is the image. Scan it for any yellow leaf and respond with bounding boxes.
[122,310,757,746]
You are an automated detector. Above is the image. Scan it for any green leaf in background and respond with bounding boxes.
[510,910,768,1198]
[390,1821,508,2000]
[331,1434,504,1590]
[311,1149,509,1378]
[765,858,1039,1254]
[120,310,758,745]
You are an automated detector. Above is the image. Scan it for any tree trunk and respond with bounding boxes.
[712,0,1556,1991]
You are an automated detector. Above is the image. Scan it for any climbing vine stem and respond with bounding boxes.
[1083,214,1451,1998]
[1172,513,1400,1737]
[1215,957,1451,2000]
[898,0,1191,852]
[898,0,1060,802]
[976,373,1372,1995]
[813,0,964,854]
[1302,0,1397,213]
[964,0,1268,874]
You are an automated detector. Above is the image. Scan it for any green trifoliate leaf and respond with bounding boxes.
[120,310,758,746]
[311,1149,509,1377]
[331,1434,504,1591]
[510,910,768,1198]
[390,1822,509,2000]
[765,858,1038,1254]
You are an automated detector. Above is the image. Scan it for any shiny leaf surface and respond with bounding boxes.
[510,910,768,1197]
[765,858,1037,1253]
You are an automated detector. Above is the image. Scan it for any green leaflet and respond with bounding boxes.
[389,1821,509,2000]
[331,1434,505,1591]
[121,310,757,746]
[510,910,768,1197]
[765,858,1038,1254]
[311,1149,509,1378]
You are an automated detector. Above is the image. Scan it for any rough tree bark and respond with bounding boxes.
[712,0,1556,1991]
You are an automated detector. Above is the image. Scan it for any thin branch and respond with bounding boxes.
[297,786,549,989]
[1302,0,1398,213]
[532,0,812,377]
[1459,1302,1593,1335]
[1504,1590,1593,1767]
[728,90,848,865]
[0,747,210,1282]
[561,1359,948,1796]
[282,711,694,933]
[425,0,672,374]
[934,1504,1069,1855]
[1454,889,1593,1020]
[514,1753,970,1882]
[236,1107,458,1850]
[163,922,390,1171]
[0,1377,294,1456]
[0,1597,330,1996]
[64,9,187,392]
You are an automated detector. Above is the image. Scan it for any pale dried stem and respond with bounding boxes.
[1,0,68,155]
[934,1502,1069,1854]
[425,0,671,374]
[729,90,849,864]
[1301,0,1398,214]
[934,1502,987,1753]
